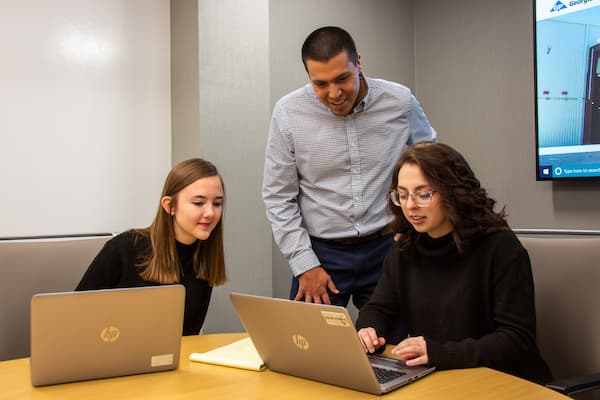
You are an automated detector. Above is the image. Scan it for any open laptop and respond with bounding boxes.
[230,292,435,395]
[30,285,185,386]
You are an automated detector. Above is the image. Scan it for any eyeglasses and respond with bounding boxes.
[389,190,435,208]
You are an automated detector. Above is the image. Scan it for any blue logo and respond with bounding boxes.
[550,1,567,12]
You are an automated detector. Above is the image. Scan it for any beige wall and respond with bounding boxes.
[171,0,273,333]
[171,0,200,163]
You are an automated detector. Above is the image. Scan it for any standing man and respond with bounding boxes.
[262,26,436,317]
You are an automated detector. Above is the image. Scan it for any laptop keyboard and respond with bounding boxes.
[373,366,406,384]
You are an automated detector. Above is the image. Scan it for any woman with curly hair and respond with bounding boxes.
[356,142,552,384]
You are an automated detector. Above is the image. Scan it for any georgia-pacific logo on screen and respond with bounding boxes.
[550,0,568,12]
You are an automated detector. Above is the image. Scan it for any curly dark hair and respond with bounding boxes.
[390,142,508,252]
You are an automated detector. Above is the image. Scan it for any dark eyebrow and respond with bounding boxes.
[312,72,351,85]
[191,195,224,200]
[396,185,432,191]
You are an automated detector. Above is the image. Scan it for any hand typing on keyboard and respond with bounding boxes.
[391,336,429,366]
[358,328,429,367]
[357,327,386,353]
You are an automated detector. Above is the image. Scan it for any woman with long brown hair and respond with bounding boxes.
[356,142,551,384]
[77,158,227,335]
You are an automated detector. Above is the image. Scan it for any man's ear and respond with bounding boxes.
[356,53,362,71]
[161,196,174,215]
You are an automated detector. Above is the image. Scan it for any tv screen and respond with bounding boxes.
[534,0,600,180]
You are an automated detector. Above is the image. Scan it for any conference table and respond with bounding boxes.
[1,332,569,400]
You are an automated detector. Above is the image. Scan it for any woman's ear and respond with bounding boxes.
[161,196,174,215]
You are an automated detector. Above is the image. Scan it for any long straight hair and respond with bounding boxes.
[136,158,227,286]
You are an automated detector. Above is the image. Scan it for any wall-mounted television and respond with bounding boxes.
[534,0,600,180]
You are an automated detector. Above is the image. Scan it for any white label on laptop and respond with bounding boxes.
[151,353,174,367]
[320,311,351,327]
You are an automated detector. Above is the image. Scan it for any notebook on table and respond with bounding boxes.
[30,285,185,386]
[189,336,266,371]
[229,292,435,395]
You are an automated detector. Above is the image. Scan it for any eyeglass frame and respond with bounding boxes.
[389,189,436,208]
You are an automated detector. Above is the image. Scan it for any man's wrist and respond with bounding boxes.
[290,251,321,277]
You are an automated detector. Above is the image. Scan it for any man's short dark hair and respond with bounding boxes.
[301,26,358,71]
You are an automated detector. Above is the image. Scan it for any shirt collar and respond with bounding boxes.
[354,73,370,113]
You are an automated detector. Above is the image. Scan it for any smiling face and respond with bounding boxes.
[397,163,453,238]
[161,175,224,244]
[305,50,366,116]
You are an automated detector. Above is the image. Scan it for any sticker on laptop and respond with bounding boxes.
[151,353,174,367]
[320,311,351,327]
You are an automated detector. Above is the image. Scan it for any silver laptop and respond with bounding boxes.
[230,293,435,395]
[30,285,185,386]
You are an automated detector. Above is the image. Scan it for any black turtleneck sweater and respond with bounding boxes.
[356,230,552,384]
[76,230,212,335]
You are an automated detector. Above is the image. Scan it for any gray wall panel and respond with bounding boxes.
[414,0,600,230]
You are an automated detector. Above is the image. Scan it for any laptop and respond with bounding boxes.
[230,292,435,395]
[30,285,185,386]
